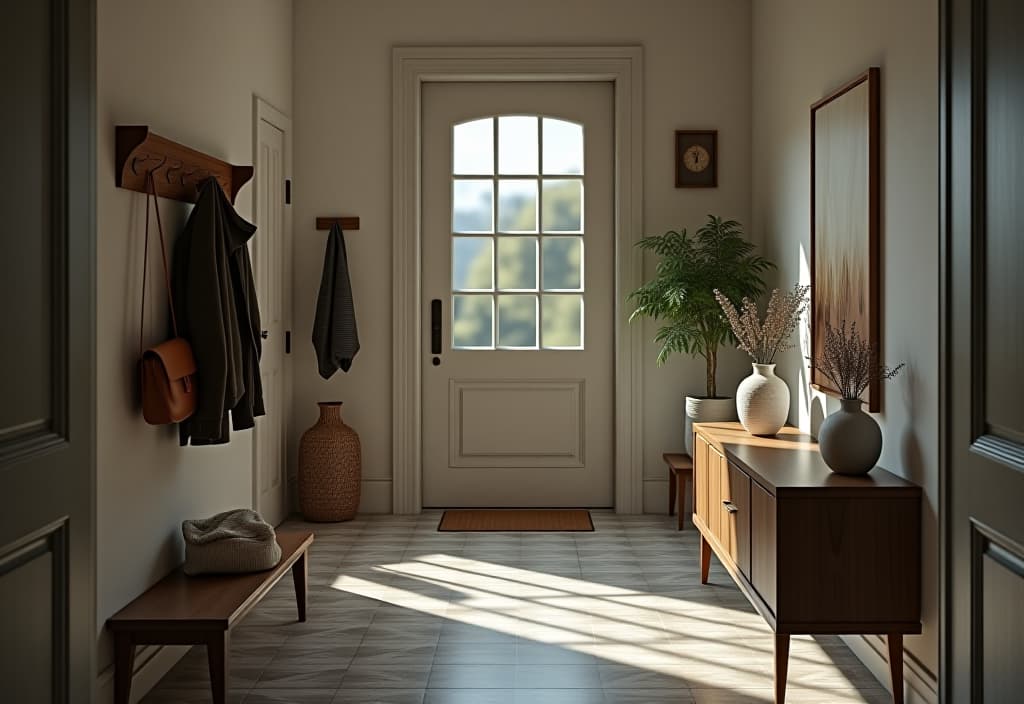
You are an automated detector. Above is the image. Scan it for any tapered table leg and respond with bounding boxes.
[700,533,712,584]
[207,631,229,704]
[292,548,308,622]
[774,633,790,704]
[113,633,135,704]
[888,633,904,704]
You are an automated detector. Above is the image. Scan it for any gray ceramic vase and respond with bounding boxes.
[818,398,882,475]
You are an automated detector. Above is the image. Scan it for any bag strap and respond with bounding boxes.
[139,171,180,358]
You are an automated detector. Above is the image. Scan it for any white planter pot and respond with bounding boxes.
[818,398,882,475]
[736,363,790,436]
[684,396,737,456]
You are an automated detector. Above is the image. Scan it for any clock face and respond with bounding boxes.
[683,144,711,173]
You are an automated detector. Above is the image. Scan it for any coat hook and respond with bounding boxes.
[130,153,166,175]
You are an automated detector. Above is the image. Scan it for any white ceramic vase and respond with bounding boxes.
[736,363,790,436]
[684,396,737,456]
[818,398,882,475]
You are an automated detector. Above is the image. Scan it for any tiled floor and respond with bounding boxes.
[142,512,890,703]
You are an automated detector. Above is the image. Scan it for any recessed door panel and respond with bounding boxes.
[451,379,583,467]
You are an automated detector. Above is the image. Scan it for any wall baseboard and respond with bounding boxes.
[359,478,392,513]
[95,643,189,704]
[841,634,938,704]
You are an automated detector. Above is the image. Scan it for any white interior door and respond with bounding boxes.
[253,103,291,525]
[422,82,615,507]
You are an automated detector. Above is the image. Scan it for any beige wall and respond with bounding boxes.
[292,0,756,515]
[751,0,939,694]
[94,0,292,697]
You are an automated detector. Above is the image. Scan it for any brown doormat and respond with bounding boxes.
[438,509,594,532]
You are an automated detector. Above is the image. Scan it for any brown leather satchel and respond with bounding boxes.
[139,171,197,425]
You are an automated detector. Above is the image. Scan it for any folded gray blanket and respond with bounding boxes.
[182,509,282,576]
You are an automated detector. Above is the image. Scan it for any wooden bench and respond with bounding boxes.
[107,530,314,704]
[664,452,693,530]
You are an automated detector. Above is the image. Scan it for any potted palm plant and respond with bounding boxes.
[629,215,774,454]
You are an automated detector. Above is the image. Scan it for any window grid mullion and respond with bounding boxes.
[536,116,544,348]
[491,115,499,348]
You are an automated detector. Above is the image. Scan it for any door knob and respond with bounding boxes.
[261,330,269,339]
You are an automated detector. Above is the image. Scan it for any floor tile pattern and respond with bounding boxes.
[142,512,889,703]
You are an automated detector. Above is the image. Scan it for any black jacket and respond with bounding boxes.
[172,177,264,445]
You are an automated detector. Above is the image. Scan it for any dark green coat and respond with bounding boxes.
[172,177,264,445]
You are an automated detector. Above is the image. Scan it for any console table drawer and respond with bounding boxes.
[751,480,777,613]
[722,460,751,578]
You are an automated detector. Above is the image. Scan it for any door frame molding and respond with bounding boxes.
[391,45,645,514]
[251,95,293,524]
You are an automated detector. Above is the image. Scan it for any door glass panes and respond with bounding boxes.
[542,237,582,291]
[498,295,538,348]
[453,295,494,348]
[542,118,583,174]
[542,179,583,232]
[451,115,585,350]
[497,237,538,291]
[497,180,538,232]
[542,295,583,348]
[498,116,538,174]
[453,118,494,174]
[453,180,493,233]
[452,237,494,291]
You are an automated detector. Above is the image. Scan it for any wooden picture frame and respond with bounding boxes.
[810,67,881,411]
[675,130,718,188]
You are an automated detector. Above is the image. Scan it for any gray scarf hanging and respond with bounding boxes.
[312,223,360,377]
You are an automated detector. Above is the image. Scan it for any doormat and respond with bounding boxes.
[438,509,594,532]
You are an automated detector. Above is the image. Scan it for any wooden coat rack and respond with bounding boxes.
[315,217,360,231]
[115,126,253,204]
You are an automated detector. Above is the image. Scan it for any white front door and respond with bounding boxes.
[422,82,615,507]
[252,104,291,525]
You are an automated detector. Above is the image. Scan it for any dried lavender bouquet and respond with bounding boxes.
[810,320,904,400]
[714,284,810,364]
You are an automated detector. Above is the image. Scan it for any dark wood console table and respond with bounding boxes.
[692,422,921,703]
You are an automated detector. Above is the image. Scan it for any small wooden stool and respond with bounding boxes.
[664,452,693,530]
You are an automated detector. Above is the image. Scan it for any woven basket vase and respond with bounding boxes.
[298,401,362,521]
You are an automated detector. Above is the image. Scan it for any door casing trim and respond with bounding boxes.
[391,45,645,514]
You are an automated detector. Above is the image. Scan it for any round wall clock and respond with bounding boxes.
[675,130,718,188]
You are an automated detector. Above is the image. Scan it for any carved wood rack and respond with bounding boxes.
[315,217,360,231]
[115,126,253,204]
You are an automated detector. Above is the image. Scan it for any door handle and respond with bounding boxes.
[431,299,442,355]
[722,500,738,514]
[261,330,269,340]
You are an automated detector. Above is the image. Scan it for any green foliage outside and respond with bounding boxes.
[452,181,583,348]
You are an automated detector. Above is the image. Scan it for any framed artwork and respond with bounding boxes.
[810,67,881,411]
[675,130,717,188]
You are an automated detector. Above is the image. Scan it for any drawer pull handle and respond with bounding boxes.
[722,500,739,514]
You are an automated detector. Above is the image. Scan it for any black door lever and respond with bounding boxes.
[431,299,442,355]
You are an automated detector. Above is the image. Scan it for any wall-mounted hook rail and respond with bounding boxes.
[115,126,253,204]
[315,217,360,231]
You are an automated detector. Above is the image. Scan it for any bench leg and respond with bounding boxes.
[668,469,677,516]
[292,549,308,622]
[113,633,135,704]
[207,631,229,704]
[677,474,687,531]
